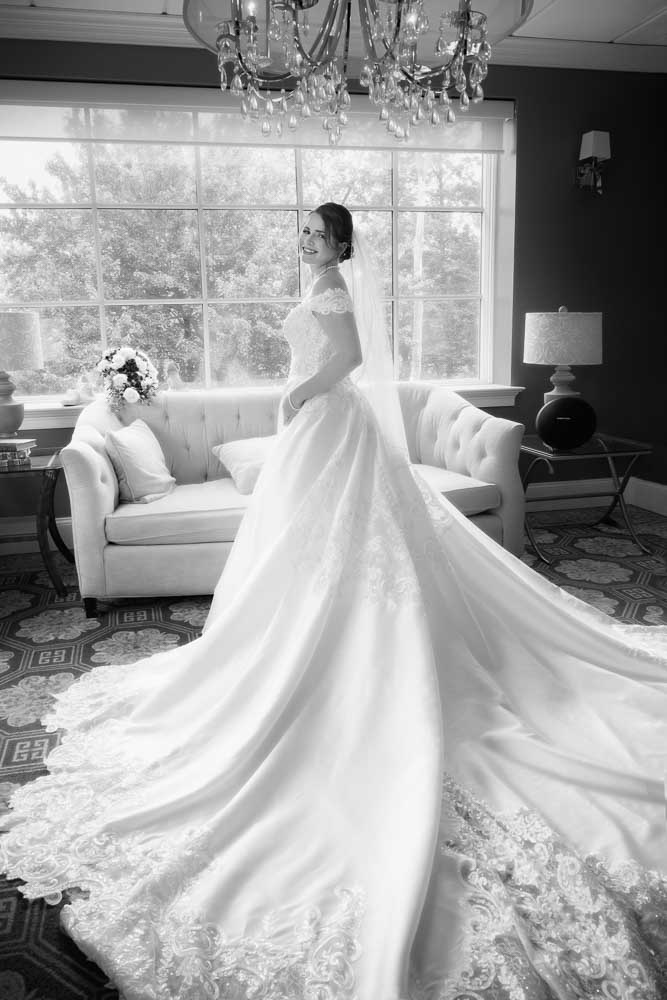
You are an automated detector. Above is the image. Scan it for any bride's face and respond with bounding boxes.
[299,212,340,270]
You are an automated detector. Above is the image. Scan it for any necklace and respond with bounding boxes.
[314,260,339,279]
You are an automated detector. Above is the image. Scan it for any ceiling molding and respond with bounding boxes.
[493,35,667,73]
[0,7,198,47]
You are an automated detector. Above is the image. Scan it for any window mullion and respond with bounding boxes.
[295,147,304,298]
[85,108,107,354]
[391,149,399,378]
[479,152,497,384]
[194,118,212,388]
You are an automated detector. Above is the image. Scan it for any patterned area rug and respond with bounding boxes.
[1,506,666,998]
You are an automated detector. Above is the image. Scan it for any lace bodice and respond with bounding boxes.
[283,287,353,383]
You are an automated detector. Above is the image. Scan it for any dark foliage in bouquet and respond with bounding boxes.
[96,347,159,410]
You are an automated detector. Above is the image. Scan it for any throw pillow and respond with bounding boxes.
[212,435,277,494]
[105,419,176,503]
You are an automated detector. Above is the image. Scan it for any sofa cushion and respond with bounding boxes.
[105,480,250,545]
[413,463,501,516]
[212,435,277,494]
[467,512,503,546]
[105,418,176,503]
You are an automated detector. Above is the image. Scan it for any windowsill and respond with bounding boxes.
[442,384,524,408]
[20,384,524,430]
[22,400,88,431]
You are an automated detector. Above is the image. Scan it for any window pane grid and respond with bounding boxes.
[0,112,496,394]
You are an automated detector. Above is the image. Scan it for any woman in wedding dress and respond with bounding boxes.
[2,202,666,1000]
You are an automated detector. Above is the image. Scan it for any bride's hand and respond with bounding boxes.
[281,390,303,426]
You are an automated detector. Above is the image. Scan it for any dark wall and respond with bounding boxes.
[1,40,666,489]
[484,64,667,483]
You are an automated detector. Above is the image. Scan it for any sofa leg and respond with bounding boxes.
[83,597,99,618]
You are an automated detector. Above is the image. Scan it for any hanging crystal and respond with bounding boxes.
[200,0,491,144]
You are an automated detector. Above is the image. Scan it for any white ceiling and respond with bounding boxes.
[502,0,667,71]
[0,0,665,73]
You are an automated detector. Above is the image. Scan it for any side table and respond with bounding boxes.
[521,434,652,565]
[1,452,74,596]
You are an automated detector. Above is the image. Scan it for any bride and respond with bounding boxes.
[2,202,666,999]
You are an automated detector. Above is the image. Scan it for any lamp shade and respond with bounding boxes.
[523,308,602,367]
[579,130,610,162]
[0,311,44,370]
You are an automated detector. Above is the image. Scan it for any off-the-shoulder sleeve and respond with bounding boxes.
[309,287,354,315]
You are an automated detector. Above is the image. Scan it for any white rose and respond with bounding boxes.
[112,355,126,370]
[112,373,128,388]
[135,357,147,373]
[118,347,135,361]
[96,359,108,373]
[123,386,140,403]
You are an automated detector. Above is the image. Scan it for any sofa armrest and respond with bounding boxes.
[415,387,526,556]
[61,428,119,598]
[461,414,525,556]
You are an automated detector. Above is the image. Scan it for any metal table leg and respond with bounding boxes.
[37,465,72,596]
[592,444,651,554]
[521,455,555,564]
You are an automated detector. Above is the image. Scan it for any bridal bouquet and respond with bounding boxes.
[97,346,159,410]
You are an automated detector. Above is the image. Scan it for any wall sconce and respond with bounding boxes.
[576,130,611,195]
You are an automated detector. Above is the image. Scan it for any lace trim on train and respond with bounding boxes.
[420,776,667,1000]
[525,567,667,664]
[64,883,365,1000]
[1,690,365,999]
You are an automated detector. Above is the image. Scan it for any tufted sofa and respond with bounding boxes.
[62,384,524,615]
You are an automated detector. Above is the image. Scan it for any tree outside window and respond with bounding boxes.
[0,104,490,397]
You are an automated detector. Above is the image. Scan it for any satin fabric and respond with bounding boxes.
[1,288,666,999]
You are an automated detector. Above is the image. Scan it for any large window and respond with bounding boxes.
[0,83,516,399]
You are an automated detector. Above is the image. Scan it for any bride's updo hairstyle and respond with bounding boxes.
[314,202,354,262]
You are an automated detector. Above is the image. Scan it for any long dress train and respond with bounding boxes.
[2,286,666,999]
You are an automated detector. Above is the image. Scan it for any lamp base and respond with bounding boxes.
[544,365,581,406]
[0,370,24,436]
[544,387,581,405]
[535,396,596,451]
[0,401,24,436]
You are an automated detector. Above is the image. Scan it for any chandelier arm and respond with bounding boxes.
[231,5,296,87]
[357,0,402,67]
[397,6,473,92]
[235,58,295,83]
[291,0,349,69]
[188,0,494,141]
[340,0,352,78]
[231,15,294,85]
[400,47,474,91]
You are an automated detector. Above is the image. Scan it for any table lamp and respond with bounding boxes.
[523,306,602,450]
[0,311,44,436]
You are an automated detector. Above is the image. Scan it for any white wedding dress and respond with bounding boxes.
[2,287,666,1000]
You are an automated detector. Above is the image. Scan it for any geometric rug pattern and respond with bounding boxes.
[523,505,667,624]
[1,505,666,998]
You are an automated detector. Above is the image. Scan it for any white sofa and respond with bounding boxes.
[62,385,525,615]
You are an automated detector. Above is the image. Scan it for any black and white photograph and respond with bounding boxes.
[0,1,666,997]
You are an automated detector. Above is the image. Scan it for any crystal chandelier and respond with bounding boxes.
[183,0,491,144]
